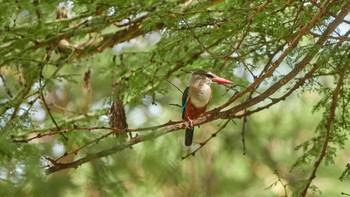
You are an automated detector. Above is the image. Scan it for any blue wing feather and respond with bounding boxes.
[182,86,194,146]
[182,86,189,119]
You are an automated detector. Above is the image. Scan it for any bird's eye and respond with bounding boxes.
[205,74,213,78]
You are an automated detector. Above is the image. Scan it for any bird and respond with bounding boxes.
[182,69,233,146]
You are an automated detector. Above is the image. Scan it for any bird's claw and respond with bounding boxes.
[184,118,194,129]
[188,119,193,128]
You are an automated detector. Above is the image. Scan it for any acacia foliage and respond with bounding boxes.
[1,0,350,196]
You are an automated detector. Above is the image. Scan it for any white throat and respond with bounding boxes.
[189,83,212,108]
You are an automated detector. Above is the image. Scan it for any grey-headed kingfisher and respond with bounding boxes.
[182,69,233,146]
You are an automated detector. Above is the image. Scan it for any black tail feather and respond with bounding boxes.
[185,128,194,146]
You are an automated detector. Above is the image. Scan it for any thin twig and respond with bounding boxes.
[276,170,288,197]
[53,131,115,162]
[238,64,318,118]
[265,170,288,197]
[46,134,142,174]
[309,0,350,25]
[181,17,216,59]
[196,0,258,79]
[12,121,183,143]
[169,103,182,108]
[241,115,247,155]
[12,126,118,143]
[166,79,183,94]
[38,49,67,141]
[40,91,67,141]
[234,0,271,50]
[0,74,13,98]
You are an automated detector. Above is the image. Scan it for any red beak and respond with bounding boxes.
[212,76,233,84]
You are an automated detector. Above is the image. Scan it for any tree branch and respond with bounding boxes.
[216,0,332,111]
[238,64,318,117]
[300,72,344,196]
[219,0,348,118]
[46,135,142,174]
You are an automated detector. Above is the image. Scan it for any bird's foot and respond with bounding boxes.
[184,118,193,129]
